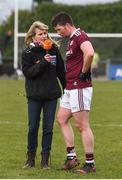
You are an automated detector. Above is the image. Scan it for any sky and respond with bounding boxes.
[54,0,120,5]
[0,0,33,24]
[0,0,120,24]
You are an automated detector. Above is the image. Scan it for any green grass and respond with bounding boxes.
[0,79,122,178]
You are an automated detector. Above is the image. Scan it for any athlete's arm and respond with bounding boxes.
[80,41,94,73]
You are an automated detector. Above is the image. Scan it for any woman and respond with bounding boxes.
[22,21,66,169]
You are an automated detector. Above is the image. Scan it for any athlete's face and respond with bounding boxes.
[54,24,70,37]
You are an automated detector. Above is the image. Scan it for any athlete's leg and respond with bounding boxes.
[57,89,80,170]
[72,111,96,173]
[57,107,73,147]
[70,88,94,153]
[71,87,95,173]
[73,110,94,153]
[57,107,80,170]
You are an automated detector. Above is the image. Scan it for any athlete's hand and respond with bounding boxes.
[79,72,91,82]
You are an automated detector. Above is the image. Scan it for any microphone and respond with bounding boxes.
[43,39,52,53]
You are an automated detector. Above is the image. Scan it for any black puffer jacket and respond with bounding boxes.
[22,44,66,100]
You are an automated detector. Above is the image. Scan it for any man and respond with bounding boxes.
[51,12,96,174]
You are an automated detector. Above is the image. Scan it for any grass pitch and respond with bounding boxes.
[0,79,122,178]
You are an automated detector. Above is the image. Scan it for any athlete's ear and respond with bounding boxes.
[65,23,71,32]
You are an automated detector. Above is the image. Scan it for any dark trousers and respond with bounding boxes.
[27,98,57,154]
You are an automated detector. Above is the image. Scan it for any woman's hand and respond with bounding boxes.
[44,54,51,62]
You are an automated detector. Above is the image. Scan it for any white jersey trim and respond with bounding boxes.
[70,28,80,38]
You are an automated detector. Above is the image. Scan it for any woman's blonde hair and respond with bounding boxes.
[25,21,49,47]
[25,21,59,47]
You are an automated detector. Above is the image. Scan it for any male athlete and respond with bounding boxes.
[52,12,96,174]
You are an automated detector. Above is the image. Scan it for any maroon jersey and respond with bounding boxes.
[65,28,92,90]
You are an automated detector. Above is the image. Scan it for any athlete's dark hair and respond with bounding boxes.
[51,11,73,27]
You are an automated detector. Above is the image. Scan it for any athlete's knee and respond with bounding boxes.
[57,112,63,125]
[75,123,83,132]
[75,122,89,132]
[57,112,67,126]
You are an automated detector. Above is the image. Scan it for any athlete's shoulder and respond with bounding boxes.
[74,29,82,37]
[73,29,90,44]
[74,28,88,38]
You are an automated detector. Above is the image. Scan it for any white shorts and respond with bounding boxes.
[60,87,93,113]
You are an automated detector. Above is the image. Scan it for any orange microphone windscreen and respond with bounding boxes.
[43,39,52,50]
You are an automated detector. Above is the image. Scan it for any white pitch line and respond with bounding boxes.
[92,123,122,127]
[0,121,25,125]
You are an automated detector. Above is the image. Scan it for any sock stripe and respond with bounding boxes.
[67,152,76,157]
[86,160,95,163]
